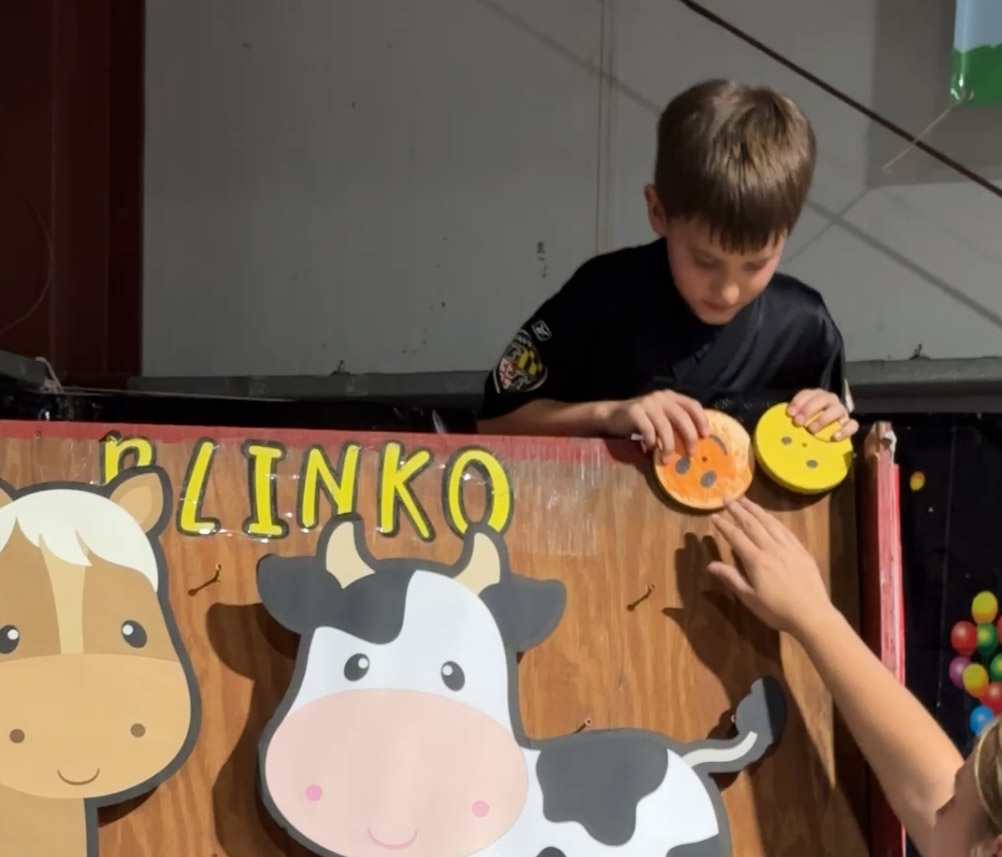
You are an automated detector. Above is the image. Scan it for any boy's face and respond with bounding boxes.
[644,186,786,326]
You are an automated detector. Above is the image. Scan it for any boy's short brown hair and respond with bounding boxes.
[654,79,816,253]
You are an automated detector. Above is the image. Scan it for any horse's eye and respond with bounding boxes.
[0,625,19,655]
[121,621,147,648]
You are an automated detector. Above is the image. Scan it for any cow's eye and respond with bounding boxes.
[121,621,147,648]
[0,625,19,655]
[441,661,465,691]
[344,653,370,681]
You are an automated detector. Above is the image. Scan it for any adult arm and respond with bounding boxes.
[708,498,963,857]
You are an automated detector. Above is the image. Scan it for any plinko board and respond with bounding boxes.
[0,420,869,857]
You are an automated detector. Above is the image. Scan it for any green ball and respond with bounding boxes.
[978,623,1000,657]
[990,654,1002,683]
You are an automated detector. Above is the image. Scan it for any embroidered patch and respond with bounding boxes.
[531,320,552,341]
[494,329,547,393]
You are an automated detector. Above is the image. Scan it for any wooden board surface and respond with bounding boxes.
[0,421,868,857]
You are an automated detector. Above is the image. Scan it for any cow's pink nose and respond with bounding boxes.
[471,801,489,818]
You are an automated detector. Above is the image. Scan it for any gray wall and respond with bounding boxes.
[143,0,1002,377]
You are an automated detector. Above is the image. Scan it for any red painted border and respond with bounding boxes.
[860,424,906,857]
[0,419,642,468]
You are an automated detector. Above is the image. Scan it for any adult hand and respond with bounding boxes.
[706,497,835,636]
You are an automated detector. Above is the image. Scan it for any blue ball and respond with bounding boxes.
[972,705,995,736]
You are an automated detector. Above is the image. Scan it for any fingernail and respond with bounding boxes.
[809,422,820,432]
[793,415,804,425]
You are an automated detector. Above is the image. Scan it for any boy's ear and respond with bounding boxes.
[644,184,669,237]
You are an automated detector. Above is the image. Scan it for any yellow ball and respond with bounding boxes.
[909,472,925,492]
[753,403,853,494]
[974,591,999,625]
[965,663,990,698]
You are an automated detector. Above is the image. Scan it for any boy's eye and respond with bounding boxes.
[744,261,768,273]
[694,257,719,270]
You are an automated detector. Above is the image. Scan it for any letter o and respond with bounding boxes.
[444,448,513,536]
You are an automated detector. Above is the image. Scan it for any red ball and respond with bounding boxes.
[985,683,1002,715]
[953,621,978,657]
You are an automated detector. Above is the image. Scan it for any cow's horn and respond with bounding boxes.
[324,519,374,587]
[453,531,502,595]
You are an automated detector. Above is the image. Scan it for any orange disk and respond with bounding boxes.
[652,410,755,511]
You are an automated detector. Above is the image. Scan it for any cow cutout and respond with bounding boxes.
[257,515,786,857]
[0,469,201,857]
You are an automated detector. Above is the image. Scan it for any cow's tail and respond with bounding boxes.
[681,677,787,775]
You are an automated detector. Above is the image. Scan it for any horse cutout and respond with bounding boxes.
[0,468,201,857]
[256,515,786,857]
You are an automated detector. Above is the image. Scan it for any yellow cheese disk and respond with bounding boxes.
[753,403,853,494]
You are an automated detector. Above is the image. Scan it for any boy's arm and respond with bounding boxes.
[788,305,857,439]
[478,399,617,437]
[815,309,851,404]
[477,263,601,435]
[477,261,710,452]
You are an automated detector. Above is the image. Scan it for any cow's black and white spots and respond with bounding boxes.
[255,514,786,857]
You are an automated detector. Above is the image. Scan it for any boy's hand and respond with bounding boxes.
[605,390,709,461]
[707,497,836,636]
[787,388,858,441]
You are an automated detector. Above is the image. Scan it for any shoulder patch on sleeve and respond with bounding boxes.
[493,328,548,394]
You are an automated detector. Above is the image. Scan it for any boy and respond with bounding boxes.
[477,79,857,459]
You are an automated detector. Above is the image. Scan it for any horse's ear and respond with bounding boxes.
[109,470,166,533]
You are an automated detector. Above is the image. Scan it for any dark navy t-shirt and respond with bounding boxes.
[480,239,848,425]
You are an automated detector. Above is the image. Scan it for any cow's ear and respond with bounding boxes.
[323,516,375,587]
[257,554,337,633]
[483,576,566,653]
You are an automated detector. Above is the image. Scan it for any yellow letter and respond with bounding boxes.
[378,441,433,540]
[177,438,220,536]
[242,441,288,539]
[100,432,155,484]
[444,447,513,536]
[298,443,361,529]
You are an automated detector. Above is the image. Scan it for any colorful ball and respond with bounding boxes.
[952,621,978,657]
[965,663,990,698]
[991,655,1002,683]
[974,591,999,625]
[950,656,972,688]
[984,683,1002,715]
[972,705,995,737]
[978,623,1000,658]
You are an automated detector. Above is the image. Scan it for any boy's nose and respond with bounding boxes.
[712,283,741,306]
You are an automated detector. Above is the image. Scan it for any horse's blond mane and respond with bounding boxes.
[0,487,160,590]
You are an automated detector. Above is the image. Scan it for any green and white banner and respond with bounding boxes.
[952,0,1002,106]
